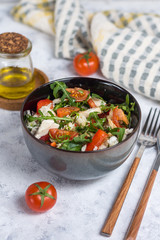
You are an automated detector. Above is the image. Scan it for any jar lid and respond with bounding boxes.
[0,32,29,54]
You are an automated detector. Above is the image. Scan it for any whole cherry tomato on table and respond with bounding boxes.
[25,182,57,212]
[73,50,99,76]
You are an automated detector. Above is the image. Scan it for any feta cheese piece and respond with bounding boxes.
[81,107,102,117]
[65,122,76,131]
[81,144,87,152]
[40,104,56,117]
[76,107,101,127]
[52,98,61,106]
[99,143,106,150]
[108,118,117,129]
[92,98,106,107]
[123,128,133,140]
[35,120,59,139]
[107,136,119,147]
[76,113,88,127]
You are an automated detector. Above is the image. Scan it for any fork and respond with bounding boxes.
[101,108,160,237]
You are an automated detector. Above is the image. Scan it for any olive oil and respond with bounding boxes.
[0,66,35,99]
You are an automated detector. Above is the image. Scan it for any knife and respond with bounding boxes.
[124,129,160,240]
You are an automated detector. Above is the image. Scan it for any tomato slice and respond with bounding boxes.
[86,129,108,151]
[87,98,97,108]
[37,99,53,114]
[57,106,80,117]
[49,129,78,141]
[112,107,129,128]
[66,87,89,102]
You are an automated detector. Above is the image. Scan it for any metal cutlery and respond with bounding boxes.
[101,108,160,237]
[124,128,160,240]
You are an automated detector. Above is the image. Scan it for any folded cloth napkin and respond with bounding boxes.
[11,0,160,101]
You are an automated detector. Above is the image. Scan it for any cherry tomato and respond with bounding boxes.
[112,107,129,128]
[86,129,108,151]
[57,106,80,117]
[66,87,89,102]
[37,99,53,114]
[25,182,57,212]
[87,98,97,108]
[73,50,99,76]
[49,129,78,141]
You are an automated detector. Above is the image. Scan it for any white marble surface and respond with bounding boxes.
[0,1,160,240]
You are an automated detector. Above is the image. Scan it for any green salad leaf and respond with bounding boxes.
[58,133,91,151]
[25,110,73,123]
[91,93,104,100]
[87,112,106,130]
[50,81,75,105]
[118,94,135,120]
[109,127,125,142]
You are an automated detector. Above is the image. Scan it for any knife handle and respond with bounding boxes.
[125,169,157,240]
[101,156,141,236]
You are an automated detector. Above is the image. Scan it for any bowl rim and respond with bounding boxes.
[21,76,141,154]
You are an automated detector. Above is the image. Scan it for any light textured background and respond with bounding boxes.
[0,1,160,240]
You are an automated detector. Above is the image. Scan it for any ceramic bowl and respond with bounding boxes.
[20,77,141,180]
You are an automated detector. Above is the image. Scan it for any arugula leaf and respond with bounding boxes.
[118,94,135,121]
[91,93,104,100]
[87,112,106,130]
[100,104,115,112]
[109,128,125,142]
[56,132,91,151]
[53,100,69,111]
[50,81,75,105]
[73,133,91,143]
[25,113,73,123]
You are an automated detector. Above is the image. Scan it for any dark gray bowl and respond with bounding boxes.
[21,77,141,180]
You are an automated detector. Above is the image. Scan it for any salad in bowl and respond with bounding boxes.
[25,81,135,152]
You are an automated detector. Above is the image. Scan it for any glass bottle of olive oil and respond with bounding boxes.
[0,32,35,99]
[0,66,34,99]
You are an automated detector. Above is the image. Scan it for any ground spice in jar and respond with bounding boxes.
[0,32,28,54]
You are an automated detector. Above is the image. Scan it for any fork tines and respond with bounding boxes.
[142,108,160,137]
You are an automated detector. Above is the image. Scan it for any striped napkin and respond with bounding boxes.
[11,0,160,101]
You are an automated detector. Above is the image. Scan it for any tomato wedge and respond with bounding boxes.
[57,106,80,117]
[112,107,129,128]
[87,98,97,108]
[66,87,89,102]
[49,129,78,141]
[37,99,53,114]
[86,129,108,151]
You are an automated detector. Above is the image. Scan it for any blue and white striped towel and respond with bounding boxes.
[11,0,160,101]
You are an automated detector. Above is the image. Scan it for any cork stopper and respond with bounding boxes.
[0,32,29,54]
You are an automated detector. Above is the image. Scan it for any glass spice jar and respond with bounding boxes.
[0,32,35,99]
